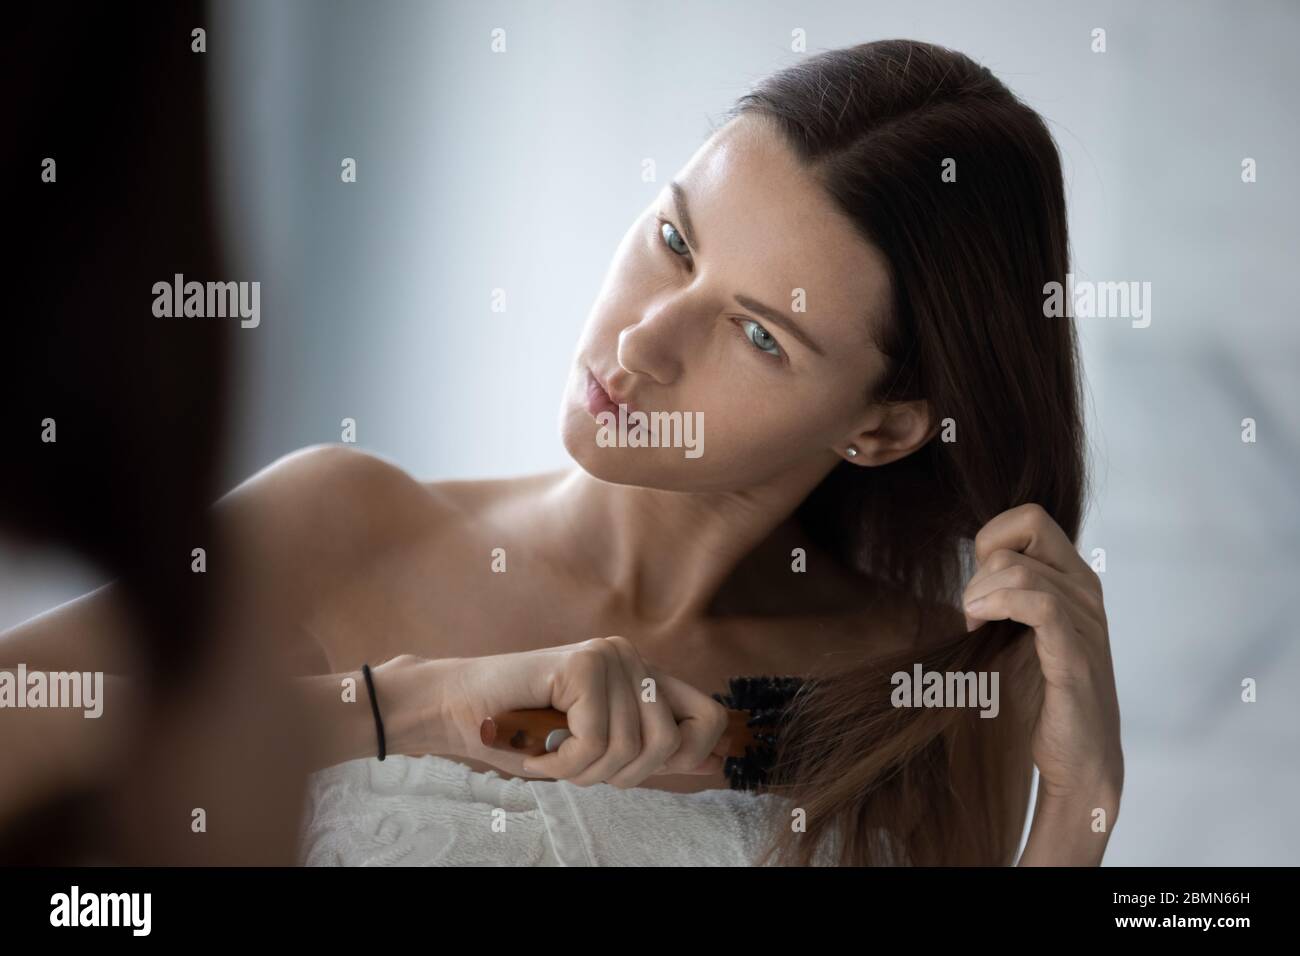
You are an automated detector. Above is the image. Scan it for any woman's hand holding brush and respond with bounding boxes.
[383,637,731,787]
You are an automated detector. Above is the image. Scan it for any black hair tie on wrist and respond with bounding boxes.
[361,663,386,761]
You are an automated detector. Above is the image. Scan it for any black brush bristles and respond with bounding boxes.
[711,675,810,791]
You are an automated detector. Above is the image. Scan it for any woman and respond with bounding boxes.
[1,39,1122,866]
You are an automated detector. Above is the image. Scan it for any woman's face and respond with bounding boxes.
[560,113,896,492]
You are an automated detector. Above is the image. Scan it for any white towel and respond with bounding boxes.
[297,753,827,866]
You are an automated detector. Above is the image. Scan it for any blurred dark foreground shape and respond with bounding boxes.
[1,2,312,864]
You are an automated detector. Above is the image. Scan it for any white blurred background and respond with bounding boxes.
[3,0,1296,864]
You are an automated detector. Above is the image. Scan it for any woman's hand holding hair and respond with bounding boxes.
[962,503,1124,865]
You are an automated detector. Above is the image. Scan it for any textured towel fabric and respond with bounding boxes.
[297,753,820,866]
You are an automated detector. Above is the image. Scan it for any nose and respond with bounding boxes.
[615,295,700,385]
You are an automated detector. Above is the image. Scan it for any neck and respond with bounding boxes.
[541,453,841,624]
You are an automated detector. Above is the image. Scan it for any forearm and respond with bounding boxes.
[294,656,461,771]
[1016,779,1120,866]
[0,584,144,676]
[0,654,462,829]
[0,669,139,824]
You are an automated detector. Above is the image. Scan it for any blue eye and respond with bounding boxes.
[740,319,782,357]
[658,219,690,257]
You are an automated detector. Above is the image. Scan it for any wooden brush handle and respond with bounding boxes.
[479,706,757,759]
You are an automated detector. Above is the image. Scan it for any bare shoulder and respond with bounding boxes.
[219,443,444,542]
[219,445,571,567]
[213,445,461,610]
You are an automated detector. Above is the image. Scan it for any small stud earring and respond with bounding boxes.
[845,445,859,459]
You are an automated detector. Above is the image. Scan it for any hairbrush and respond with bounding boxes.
[479,675,810,791]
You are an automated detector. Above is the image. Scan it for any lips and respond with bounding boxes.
[585,367,639,418]
[585,368,617,418]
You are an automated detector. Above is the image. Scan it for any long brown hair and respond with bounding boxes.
[729,40,1088,865]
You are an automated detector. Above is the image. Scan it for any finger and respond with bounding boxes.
[967,548,1063,592]
[974,503,1088,576]
[568,640,644,786]
[967,548,1104,628]
[963,562,1074,632]
[650,670,730,775]
[521,644,611,779]
[604,644,682,788]
[962,587,1085,684]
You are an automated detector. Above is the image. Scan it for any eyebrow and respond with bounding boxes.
[670,179,828,358]
[733,294,827,357]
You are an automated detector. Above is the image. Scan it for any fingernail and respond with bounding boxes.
[964,597,986,613]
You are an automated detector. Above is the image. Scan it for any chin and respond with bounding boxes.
[558,403,716,492]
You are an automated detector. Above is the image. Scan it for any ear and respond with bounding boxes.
[840,399,933,466]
